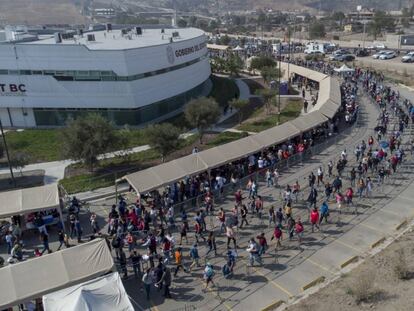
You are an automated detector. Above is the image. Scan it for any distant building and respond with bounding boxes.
[93,8,116,18]
[347,9,375,23]
[344,24,353,32]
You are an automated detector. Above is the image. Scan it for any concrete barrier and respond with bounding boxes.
[301,276,325,291]
[261,300,285,311]
[340,256,359,269]
[395,219,408,231]
[371,237,386,249]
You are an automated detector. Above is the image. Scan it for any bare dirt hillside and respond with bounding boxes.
[0,0,86,25]
[286,226,414,311]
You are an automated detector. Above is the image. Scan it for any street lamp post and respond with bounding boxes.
[0,119,16,187]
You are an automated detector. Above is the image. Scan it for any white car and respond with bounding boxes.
[375,43,387,49]
[402,52,414,63]
[379,51,396,60]
[372,50,387,59]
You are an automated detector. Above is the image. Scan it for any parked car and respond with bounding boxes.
[330,54,355,62]
[372,50,387,59]
[339,54,355,62]
[401,51,414,63]
[379,51,396,60]
[333,49,350,56]
[355,49,369,57]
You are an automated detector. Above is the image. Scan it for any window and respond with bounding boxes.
[0,53,207,82]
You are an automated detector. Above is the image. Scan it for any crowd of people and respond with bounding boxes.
[91,63,412,302]
[2,59,413,308]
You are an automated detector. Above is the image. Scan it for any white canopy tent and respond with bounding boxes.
[334,64,355,73]
[0,184,60,218]
[43,272,133,311]
[0,239,114,309]
[233,45,244,51]
[0,184,64,229]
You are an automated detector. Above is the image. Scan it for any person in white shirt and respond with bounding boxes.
[246,238,262,266]
[257,157,264,169]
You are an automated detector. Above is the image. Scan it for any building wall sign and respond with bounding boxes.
[0,83,26,96]
[174,42,206,58]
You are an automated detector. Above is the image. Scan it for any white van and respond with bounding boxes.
[304,42,325,55]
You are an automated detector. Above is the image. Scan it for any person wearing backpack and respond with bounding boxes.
[203,263,216,290]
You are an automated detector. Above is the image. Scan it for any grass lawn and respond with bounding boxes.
[237,99,303,133]
[3,128,153,163]
[4,129,61,163]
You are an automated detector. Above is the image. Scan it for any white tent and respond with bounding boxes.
[334,64,355,73]
[0,239,114,309]
[43,272,133,311]
[233,45,244,51]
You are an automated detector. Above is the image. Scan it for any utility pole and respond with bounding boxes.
[0,119,16,187]
[278,45,281,124]
[362,21,366,49]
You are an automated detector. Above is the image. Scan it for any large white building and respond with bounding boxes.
[0,26,211,127]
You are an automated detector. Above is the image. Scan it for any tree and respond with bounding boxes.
[185,97,221,144]
[249,55,276,72]
[331,11,346,28]
[260,66,278,85]
[309,22,326,39]
[219,34,231,45]
[60,114,118,171]
[257,89,277,115]
[401,7,411,28]
[177,19,187,28]
[368,11,396,39]
[145,123,181,162]
[9,151,29,176]
[225,53,243,77]
[229,98,249,124]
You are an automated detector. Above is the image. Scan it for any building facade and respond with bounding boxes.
[0,27,211,127]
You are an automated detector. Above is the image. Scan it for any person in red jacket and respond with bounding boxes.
[310,207,320,233]
[345,187,356,214]
[295,217,304,244]
[256,232,268,256]
[271,224,283,250]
